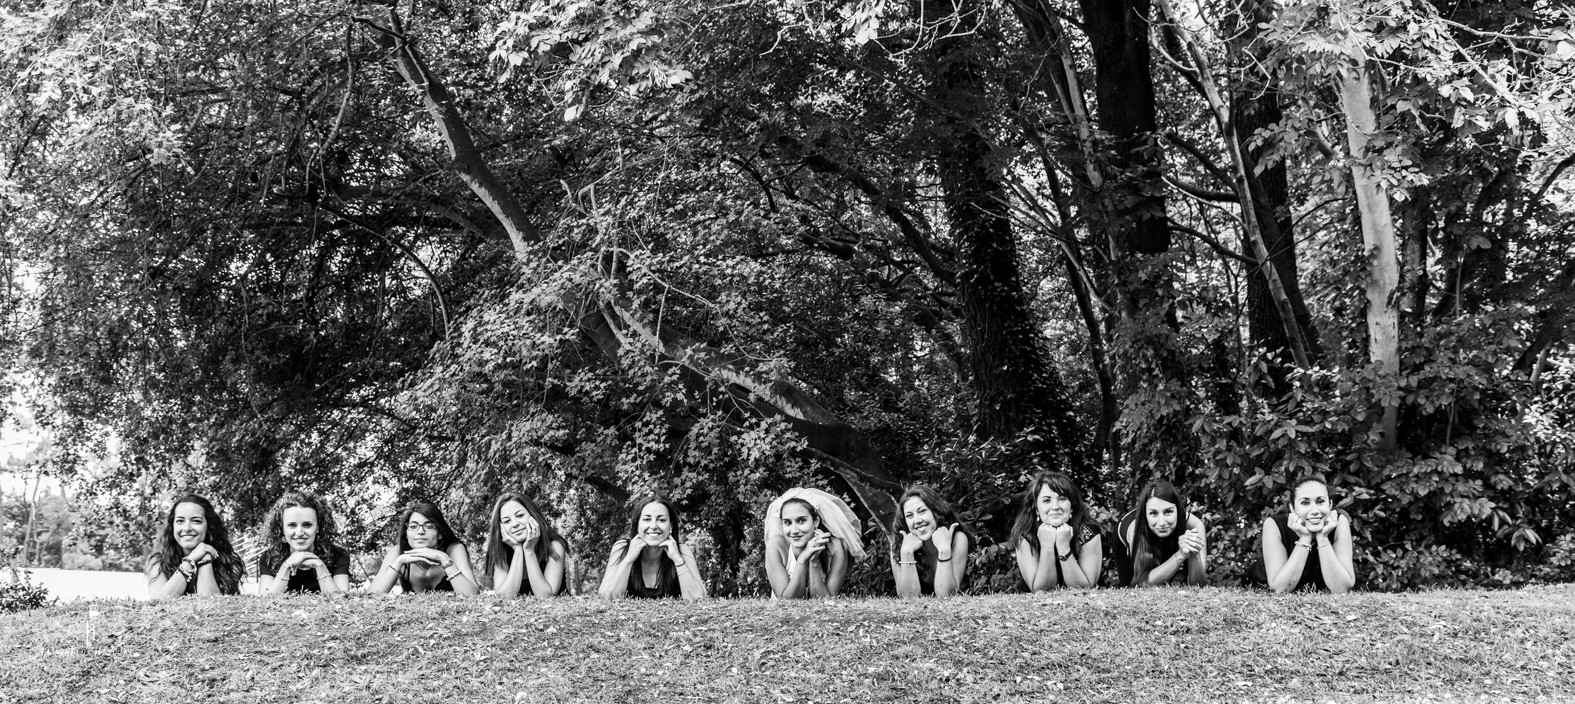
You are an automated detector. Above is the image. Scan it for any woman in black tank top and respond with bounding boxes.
[890,485,975,598]
[366,502,479,595]
[597,494,708,600]
[1252,474,1357,593]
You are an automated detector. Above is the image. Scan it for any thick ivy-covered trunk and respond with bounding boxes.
[927,0,1088,485]
[1078,0,1197,486]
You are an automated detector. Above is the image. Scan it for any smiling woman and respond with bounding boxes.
[890,485,975,598]
[145,494,246,598]
[483,492,570,597]
[597,494,707,600]
[762,488,866,599]
[1010,472,1103,591]
[1248,474,1358,593]
[364,502,479,596]
[1117,480,1207,587]
[256,492,350,595]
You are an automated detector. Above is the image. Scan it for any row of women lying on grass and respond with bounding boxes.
[147,472,1356,599]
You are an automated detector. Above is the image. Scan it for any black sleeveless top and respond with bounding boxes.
[907,540,971,596]
[398,564,454,594]
[626,554,682,599]
[1116,509,1190,587]
[1247,512,1344,592]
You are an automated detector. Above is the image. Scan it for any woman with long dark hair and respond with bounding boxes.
[1010,472,1103,590]
[256,491,351,595]
[1117,480,1207,587]
[145,494,246,597]
[890,485,974,598]
[483,492,569,597]
[1251,473,1357,593]
[763,488,864,599]
[365,502,479,595]
[597,494,707,600]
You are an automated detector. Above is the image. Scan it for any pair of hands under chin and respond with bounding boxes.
[1287,512,1341,540]
[394,547,453,569]
[284,551,329,572]
[898,525,956,557]
[184,543,218,567]
[1036,522,1078,554]
[615,537,684,564]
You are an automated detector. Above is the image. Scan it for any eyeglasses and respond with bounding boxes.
[407,521,436,533]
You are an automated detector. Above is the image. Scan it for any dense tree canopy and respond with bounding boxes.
[2,0,1572,592]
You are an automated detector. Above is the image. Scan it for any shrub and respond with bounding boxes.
[0,546,54,612]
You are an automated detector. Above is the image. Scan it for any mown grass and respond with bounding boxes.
[3,585,1571,703]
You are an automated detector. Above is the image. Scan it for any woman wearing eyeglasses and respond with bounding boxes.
[365,501,479,595]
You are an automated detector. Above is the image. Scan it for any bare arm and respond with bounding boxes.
[764,536,808,598]
[1139,516,1208,586]
[892,556,921,597]
[1186,516,1209,586]
[519,541,566,597]
[146,557,189,599]
[261,554,301,596]
[1015,540,1060,592]
[892,531,925,598]
[1060,534,1102,588]
[493,545,526,597]
[817,539,850,597]
[445,544,480,596]
[192,561,220,596]
[931,532,970,598]
[1264,517,1310,593]
[1316,514,1357,593]
[597,541,637,600]
[319,558,347,594]
[364,547,404,594]
[674,545,708,600]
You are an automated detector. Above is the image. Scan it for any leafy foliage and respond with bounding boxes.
[0,0,1572,592]
[0,547,53,612]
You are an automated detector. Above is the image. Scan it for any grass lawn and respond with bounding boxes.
[2,585,1571,703]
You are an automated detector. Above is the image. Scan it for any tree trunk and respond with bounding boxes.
[1009,0,1120,473]
[1401,188,1432,337]
[1227,0,1322,388]
[22,471,42,566]
[1078,0,1197,485]
[1336,64,1401,453]
[927,0,1089,484]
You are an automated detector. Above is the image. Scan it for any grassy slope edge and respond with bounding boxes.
[2,586,1571,703]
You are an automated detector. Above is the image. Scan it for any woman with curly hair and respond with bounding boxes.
[257,491,351,595]
[890,484,974,598]
[365,501,479,595]
[597,494,707,600]
[483,492,569,597]
[1010,471,1103,590]
[145,494,246,597]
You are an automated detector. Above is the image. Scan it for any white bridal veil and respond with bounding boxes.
[763,487,867,560]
